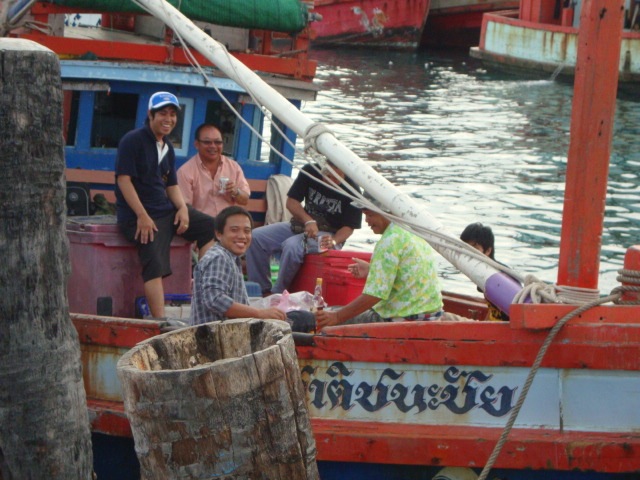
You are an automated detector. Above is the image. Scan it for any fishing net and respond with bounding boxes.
[52,0,309,32]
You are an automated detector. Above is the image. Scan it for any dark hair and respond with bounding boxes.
[460,222,495,259]
[215,206,253,234]
[194,123,222,141]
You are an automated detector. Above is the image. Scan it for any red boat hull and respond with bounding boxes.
[309,0,430,50]
[421,0,519,47]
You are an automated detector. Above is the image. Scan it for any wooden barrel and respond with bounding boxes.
[117,319,319,479]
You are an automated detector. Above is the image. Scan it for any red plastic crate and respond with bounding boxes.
[66,216,192,318]
[290,250,372,307]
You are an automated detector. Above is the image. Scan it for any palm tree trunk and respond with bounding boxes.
[0,39,94,479]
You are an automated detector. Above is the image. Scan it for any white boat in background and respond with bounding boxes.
[470,0,640,85]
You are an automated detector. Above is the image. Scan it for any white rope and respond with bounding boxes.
[303,122,334,154]
[512,275,559,304]
[555,283,600,303]
[513,275,602,306]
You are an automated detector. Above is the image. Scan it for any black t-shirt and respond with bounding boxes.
[287,164,362,231]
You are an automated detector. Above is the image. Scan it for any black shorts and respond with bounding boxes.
[120,206,215,282]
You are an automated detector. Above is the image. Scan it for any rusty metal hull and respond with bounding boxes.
[421,0,519,48]
[470,10,640,83]
[309,0,431,50]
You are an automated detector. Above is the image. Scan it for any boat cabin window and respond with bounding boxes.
[63,90,80,147]
[258,115,290,166]
[267,117,287,164]
[166,97,193,157]
[91,92,137,148]
[204,100,240,157]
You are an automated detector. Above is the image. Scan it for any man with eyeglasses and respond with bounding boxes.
[177,123,250,218]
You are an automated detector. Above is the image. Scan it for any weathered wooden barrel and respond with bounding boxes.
[117,319,319,479]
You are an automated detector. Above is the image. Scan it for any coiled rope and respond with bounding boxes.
[303,122,334,155]
[478,267,640,480]
[611,268,640,304]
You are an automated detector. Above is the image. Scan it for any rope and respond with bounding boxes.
[612,268,640,304]
[477,291,620,480]
[512,274,559,304]
[1,0,38,36]
[514,276,601,305]
[555,284,601,303]
[478,266,640,480]
[304,122,334,154]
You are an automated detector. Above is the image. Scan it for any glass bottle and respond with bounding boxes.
[312,277,325,312]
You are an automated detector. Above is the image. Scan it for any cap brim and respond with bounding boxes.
[151,101,181,111]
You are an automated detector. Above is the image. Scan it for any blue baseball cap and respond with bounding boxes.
[148,91,181,111]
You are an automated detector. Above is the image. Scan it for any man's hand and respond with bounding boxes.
[255,307,286,321]
[348,258,370,279]
[316,309,341,330]
[135,212,158,244]
[224,180,237,197]
[304,220,319,239]
[174,205,189,234]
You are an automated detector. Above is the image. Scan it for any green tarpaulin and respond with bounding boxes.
[53,0,309,33]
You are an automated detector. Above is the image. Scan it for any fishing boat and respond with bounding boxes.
[420,0,518,48]
[8,0,640,479]
[307,0,431,50]
[469,0,640,85]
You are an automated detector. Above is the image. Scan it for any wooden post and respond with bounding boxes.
[557,0,625,289]
[117,319,319,479]
[0,39,94,478]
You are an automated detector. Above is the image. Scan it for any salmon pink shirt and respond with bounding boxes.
[177,154,251,218]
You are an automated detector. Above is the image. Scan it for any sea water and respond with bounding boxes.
[296,47,640,297]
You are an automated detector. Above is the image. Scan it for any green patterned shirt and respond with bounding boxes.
[363,223,443,318]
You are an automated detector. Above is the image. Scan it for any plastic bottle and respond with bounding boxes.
[312,277,325,312]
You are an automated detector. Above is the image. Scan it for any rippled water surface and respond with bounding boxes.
[296,48,640,296]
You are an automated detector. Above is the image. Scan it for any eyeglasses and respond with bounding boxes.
[197,139,223,146]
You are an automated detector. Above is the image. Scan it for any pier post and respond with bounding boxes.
[117,319,319,479]
[0,38,93,478]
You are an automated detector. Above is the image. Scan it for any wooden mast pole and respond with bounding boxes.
[557,0,624,289]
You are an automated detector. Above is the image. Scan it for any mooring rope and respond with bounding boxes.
[612,268,640,304]
[303,122,334,154]
[478,267,640,480]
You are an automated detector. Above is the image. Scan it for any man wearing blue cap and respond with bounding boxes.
[115,91,216,318]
